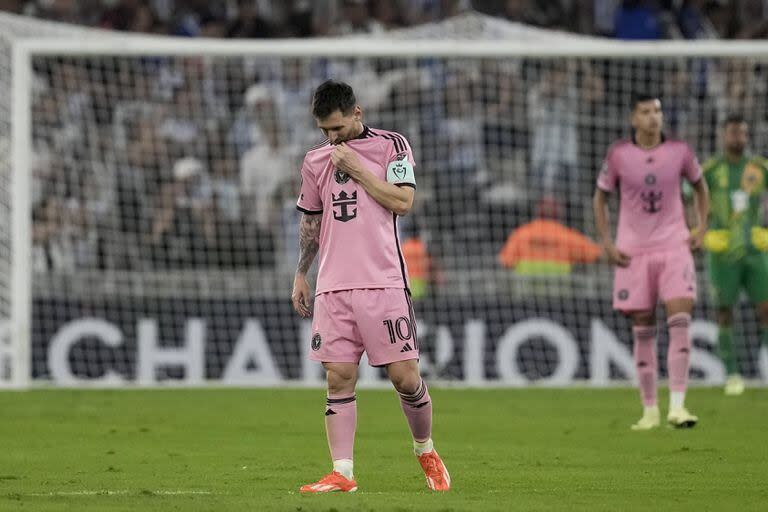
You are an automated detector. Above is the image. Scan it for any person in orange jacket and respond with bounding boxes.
[498,196,601,274]
[401,235,437,299]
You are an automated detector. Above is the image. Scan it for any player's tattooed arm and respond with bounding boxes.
[292,214,321,318]
[297,214,321,275]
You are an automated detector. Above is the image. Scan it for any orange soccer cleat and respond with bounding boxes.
[417,450,451,491]
[299,471,358,493]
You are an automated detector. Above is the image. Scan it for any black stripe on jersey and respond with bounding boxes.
[309,139,330,151]
[404,288,418,351]
[384,134,405,153]
[296,206,323,215]
[389,132,408,152]
[375,130,408,153]
[370,129,405,153]
[392,213,409,291]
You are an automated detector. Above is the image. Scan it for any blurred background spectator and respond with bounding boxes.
[5,0,767,40]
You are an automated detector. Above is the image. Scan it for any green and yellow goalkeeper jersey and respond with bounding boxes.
[703,154,768,257]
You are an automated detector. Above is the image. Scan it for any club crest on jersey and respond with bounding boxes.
[334,168,351,184]
[311,333,322,351]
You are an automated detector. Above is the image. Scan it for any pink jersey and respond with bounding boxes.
[597,136,702,254]
[297,125,416,295]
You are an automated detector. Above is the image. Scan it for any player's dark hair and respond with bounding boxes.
[312,80,356,119]
[723,113,747,127]
[631,92,660,110]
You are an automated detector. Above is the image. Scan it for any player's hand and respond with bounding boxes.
[752,226,768,252]
[688,226,707,251]
[331,143,364,180]
[291,274,313,318]
[602,243,631,267]
[702,229,729,253]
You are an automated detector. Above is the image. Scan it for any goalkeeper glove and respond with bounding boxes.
[703,229,730,253]
[752,226,768,252]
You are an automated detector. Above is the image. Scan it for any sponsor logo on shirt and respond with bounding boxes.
[641,191,663,213]
[332,190,358,222]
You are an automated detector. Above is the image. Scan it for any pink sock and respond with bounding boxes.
[325,393,356,461]
[667,313,692,393]
[399,379,432,442]
[633,325,658,407]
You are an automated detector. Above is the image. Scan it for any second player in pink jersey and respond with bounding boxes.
[594,93,709,431]
[292,80,450,493]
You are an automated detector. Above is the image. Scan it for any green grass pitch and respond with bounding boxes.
[0,387,766,511]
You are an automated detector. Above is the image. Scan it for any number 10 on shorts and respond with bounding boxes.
[383,317,413,344]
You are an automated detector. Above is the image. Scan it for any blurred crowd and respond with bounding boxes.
[2,0,768,40]
[28,54,768,276]
[11,0,768,279]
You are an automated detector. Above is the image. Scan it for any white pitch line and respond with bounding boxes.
[26,490,214,497]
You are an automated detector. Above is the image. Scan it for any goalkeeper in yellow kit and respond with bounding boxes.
[702,114,768,395]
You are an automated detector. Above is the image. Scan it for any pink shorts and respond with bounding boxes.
[309,288,419,367]
[613,245,696,312]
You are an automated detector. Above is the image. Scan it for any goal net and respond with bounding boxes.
[2,12,767,387]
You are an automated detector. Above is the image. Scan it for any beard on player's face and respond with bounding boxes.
[725,141,746,155]
[329,123,357,144]
[724,126,748,156]
[317,107,363,144]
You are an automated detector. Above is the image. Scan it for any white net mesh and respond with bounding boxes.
[2,12,767,386]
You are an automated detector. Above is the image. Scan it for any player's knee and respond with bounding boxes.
[387,362,421,395]
[325,364,358,394]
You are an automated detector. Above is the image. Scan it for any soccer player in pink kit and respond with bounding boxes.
[292,80,450,492]
[593,93,710,430]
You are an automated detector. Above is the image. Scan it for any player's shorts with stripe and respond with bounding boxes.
[707,252,768,308]
[309,288,419,367]
[613,244,696,312]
